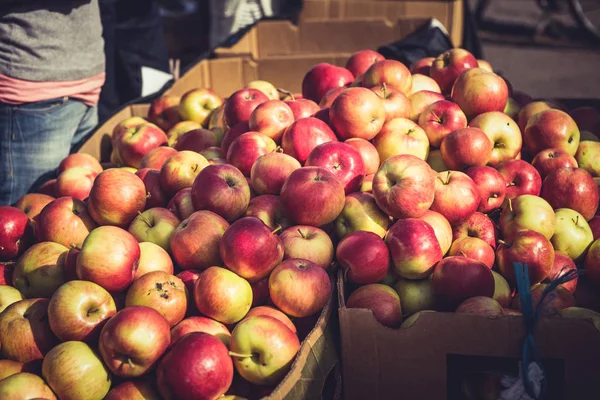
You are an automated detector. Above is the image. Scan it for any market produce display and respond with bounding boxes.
[0,47,600,400]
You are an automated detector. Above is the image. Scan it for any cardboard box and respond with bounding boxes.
[214,17,429,60]
[337,272,600,400]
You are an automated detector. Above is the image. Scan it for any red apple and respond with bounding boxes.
[344,138,380,175]
[409,90,446,122]
[250,152,301,195]
[139,146,177,170]
[541,167,599,220]
[58,153,103,175]
[451,68,509,119]
[452,211,497,249]
[455,296,503,316]
[430,171,480,225]
[373,117,430,162]
[546,251,578,294]
[305,141,366,194]
[148,95,181,131]
[440,128,493,170]
[511,284,575,316]
[418,100,467,148]
[410,57,435,75]
[346,284,402,328]
[225,88,269,127]
[63,247,79,282]
[248,100,294,143]
[221,121,250,154]
[370,84,411,122]
[105,380,161,400]
[362,60,412,95]
[250,277,270,307]
[136,168,169,209]
[524,109,580,156]
[448,236,495,269]
[469,111,522,166]
[496,159,543,199]
[226,131,277,177]
[159,150,209,197]
[517,101,556,132]
[179,88,223,127]
[329,87,386,141]
[496,229,555,285]
[171,316,231,347]
[280,225,334,269]
[416,210,453,255]
[465,166,507,213]
[319,87,346,109]
[55,167,98,201]
[76,226,140,292]
[13,193,54,221]
[430,49,478,93]
[88,169,146,227]
[0,206,33,261]
[281,117,338,164]
[372,154,435,218]
[477,59,494,72]
[244,306,296,334]
[135,242,174,278]
[532,148,578,179]
[117,123,168,168]
[12,241,67,298]
[301,63,354,104]
[113,116,147,144]
[167,121,202,147]
[38,179,57,196]
[167,187,195,220]
[590,216,600,240]
[335,192,390,239]
[269,258,331,318]
[409,74,441,94]
[285,98,320,121]
[36,196,97,247]
[173,129,218,153]
[337,231,390,284]
[244,195,291,231]
[346,49,385,77]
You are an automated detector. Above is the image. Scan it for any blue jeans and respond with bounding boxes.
[0,97,98,206]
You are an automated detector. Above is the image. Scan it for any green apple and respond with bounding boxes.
[0,372,57,399]
[500,195,555,241]
[503,97,520,120]
[492,271,511,307]
[0,286,23,313]
[575,140,600,177]
[127,207,180,252]
[42,341,112,400]
[12,241,68,298]
[334,192,390,239]
[551,208,594,261]
[400,310,436,328]
[393,277,435,315]
[194,267,252,324]
[229,315,300,386]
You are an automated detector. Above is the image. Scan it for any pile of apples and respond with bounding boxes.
[2,46,600,399]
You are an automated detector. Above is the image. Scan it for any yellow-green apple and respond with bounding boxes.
[285,98,320,120]
[346,49,385,77]
[431,256,495,310]
[194,266,252,324]
[551,208,593,261]
[517,100,555,132]
[173,128,219,152]
[167,187,195,220]
[448,237,495,269]
[14,192,54,221]
[0,286,22,313]
[362,59,412,95]
[585,238,600,285]
[409,74,441,94]
[221,121,251,154]
[415,210,452,255]
[105,380,161,400]
[465,166,506,213]
[468,111,522,166]
[345,138,380,175]
[532,148,578,179]
[280,167,345,226]
[38,178,57,196]
[250,152,301,195]
[128,207,180,251]
[504,97,521,120]
[496,229,555,285]
[418,100,467,148]
[541,167,599,220]
[248,100,294,143]
[179,88,223,127]
[99,305,170,377]
[0,298,57,362]
[524,109,580,156]
[117,123,168,168]
[244,194,291,231]
[400,310,437,328]
[250,277,270,307]
[408,90,445,121]
[452,211,497,249]
[456,296,503,316]
[191,163,251,221]
[496,159,542,199]
[136,168,169,208]
[334,192,390,239]
[87,169,146,227]
[0,372,57,399]
[42,340,111,399]
[76,226,140,292]
[120,166,138,173]
[591,216,600,239]
[167,120,202,147]
[393,277,435,315]
[159,150,209,197]
[243,306,296,334]
[225,88,269,127]
[337,231,389,284]
[440,128,493,170]
[35,196,96,248]
[575,140,600,177]
[169,210,229,270]
[410,57,435,75]
[305,142,366,194]
[48,280,116,342]
[477,59,493,72]
[135,242,174,278]
[158,332,233,399]
[301,63,354,104]
[430,48,478,93]
[0,206,33,261]
[246,80,278,100]
[280,225,334,269]
[491,270,511,307]
[361,173,374,192]
[329,87,386,141]
[59,153,103,175]
[430,171,480,225]
[451,68,509,119]
[346,284,402,328]
[281,117,338,164]
[319,87,346,109]
[560,307,600,332]
[369,83,411,122]
[148,95,181,131]
[13,241,68,298]
[269,258,330,318]
[63,246,79,282]
[373,117,430,162]
[545,251,578,293]
[499,194,555,240]
[226,131,277,177]
[386,218,443,279]
[171,316,231,347]
[113,116,147,144]
[379,268,400,287]
[220,216,284,282]
[0,360,25,381]
[373,154,435,218]
[427,149,449,172]
[55,166,98,201]
[511,283,575,315]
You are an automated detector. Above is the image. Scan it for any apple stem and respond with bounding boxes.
[137,211,152,227]
[229,351,253,359]
[128,358,134,369]
[498,239,506,246]
[271,225,283,235]
[297,228,306,239]
[275,146,284,153]
[507,198,513,214]
[382,82,387,98]
[441,171,451,185]
[457,250,467,258]
[573,215,579,225]
[277,88,294,101]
